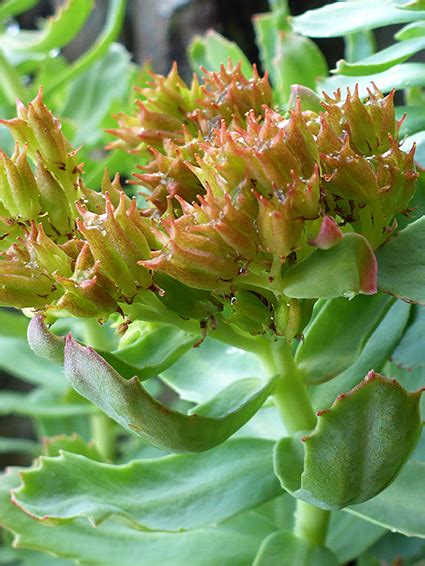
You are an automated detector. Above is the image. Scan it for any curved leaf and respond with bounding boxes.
[348,461,425,537]
[283,233,377,299]
[1,0,94,53]
[253,531,338,566]
[296,294,393,384]
[392,305,425,368]
[335,36,425,76]
[64,335,276,452]
[0,468,276,566]
[274,373,423,509]
[292,1,425,38]
[0,0,37,20]
[396,21,425,40]
[12,438,280,531]
[0,390,94,418]
[377,215,425,304]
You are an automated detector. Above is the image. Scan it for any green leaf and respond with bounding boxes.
[377,215,425,304]
[345,29,376,64]
[283,234,377,299]
[310,299,411,411]
[396,20,425,40]
[0,390,94,418]
[292,1,425,38]
[274,373,423,509]
[272,31,328,105]
[0,437,40,455]
[161,337,263,404]
[348,460,425,537]
[336,36,425,76]
[321,63,425,97]
[42,433,103,461]
[406,129,425,166]
[392,305,425,368]
[397,105,425,136]
[13,438,280,531]
[0,546,73,566]
[1,0,94,53]
[253,531,338,566]
[0,468,276,566]
[253,10,287,91]
[296,294,393,384]
[0,0,37,20]
[188,30,252,77]
[64,335,276,452]
[398,0,425,9]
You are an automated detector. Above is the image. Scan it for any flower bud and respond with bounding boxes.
[0,261,55,309]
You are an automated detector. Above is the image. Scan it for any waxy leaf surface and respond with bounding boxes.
[274,373,423,509]
[13,438,280,531]
[296,294,393,384]
[64,336,276,452]
[392,305,425,368]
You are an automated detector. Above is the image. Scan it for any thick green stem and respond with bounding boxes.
[261,338,330,546]
[294,501,330,546]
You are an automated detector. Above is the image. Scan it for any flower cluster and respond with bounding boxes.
[0,65,418,339]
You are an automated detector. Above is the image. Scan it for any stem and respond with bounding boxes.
[260,338,330,545]
[294,501,330,546]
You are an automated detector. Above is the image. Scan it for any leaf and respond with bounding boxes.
[272,31,328,105]
[392,305,425,368]
[344,29,376,64]
[321,63,425,97]
[12,438,280,531]
[335,36,425,76]
[283,234,377,299]
[377,215,425,304]
[310,299,411,411]
[0,390,94,418]
[161,337,263,404]
[1,0,94,53]
[0,468,276,566]
[292,0,425,38]
[188,30,252,78]
[42,433,103,461]
[253,10,287,92]
[398,0,425,9]
[397,105,425,136]
[348,460,425,537]
[0,545,73,566]
[64,335,276,452]
[274,373,423,509]
[296,294,393,384]
[0,0,37,20]
[253,531,338,566]
[405,129,425,166]
[0,437,40,455]
[396,20,425,40]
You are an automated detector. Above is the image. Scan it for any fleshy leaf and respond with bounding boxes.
[0,468,276,566]
[392,305,425,368]
[0,389,94,419]
[377,215,425,304]
[64,335,276,452]
[283,233,377,299]
[42,434,103,461]
[296,294,393,384]
[348,460,425,537]
[0,0,37,20]
[253,531,338,566]
[12,438,280,531]
[274,373,423,509]
[1,0,94,53]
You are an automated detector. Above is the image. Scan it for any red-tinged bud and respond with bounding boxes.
[316,114,343,154]
[309,216,343,250]
[0,261,55,309]
[0,145,40,221]
[22,222,73,277]
[140,217,241,290]
[284,98,320,177]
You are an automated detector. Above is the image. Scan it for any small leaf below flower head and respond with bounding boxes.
[64,335,277,452]
[273,372,423,509]
[283,233,377,299]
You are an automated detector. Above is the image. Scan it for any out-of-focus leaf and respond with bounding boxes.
[1,0,93,53]
[64,335,276,452]
[348,460,425,537]
[275,374,423,509]
[13,438,280,531]
[396,20,425,39]
[397,105,425,136]
[296,294,393,384]
[405,129,425,166]
[188,30,252,77]
[377,215,425,304]
[0,0,37,20]
[398,0,425,10]
[321,63,425,97]
[292,1,425,38]
[283,234,377,299]
[0,390,94,418]
[253,531,338,566]
[0,437,40,455]
[392,305,425,368]
[345,29,376,63]
[336,36,425,75]
[0,468,276,566]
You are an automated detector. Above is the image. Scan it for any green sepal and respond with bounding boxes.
[253,531,338,566]
[283,233,377,299]
[12,438,280,531]
[64,335,277,452]
[274,372,423,509]
[295,294,393,384]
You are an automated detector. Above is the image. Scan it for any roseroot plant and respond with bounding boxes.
[0,2,425,566]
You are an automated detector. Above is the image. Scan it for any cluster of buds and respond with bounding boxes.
[0,66,418,339]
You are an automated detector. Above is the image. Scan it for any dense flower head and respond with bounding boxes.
[0,68,418,339]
